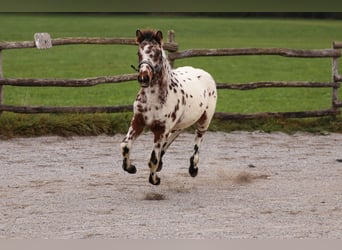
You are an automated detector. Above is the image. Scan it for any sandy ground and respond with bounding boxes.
[1,131,342,239]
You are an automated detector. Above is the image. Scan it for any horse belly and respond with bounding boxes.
[177,92,209,127]
[172,67,217,129]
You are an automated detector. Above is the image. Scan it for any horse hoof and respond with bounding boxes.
[149,174,161,185]
[189,166,198,177]
[123,164,137,174]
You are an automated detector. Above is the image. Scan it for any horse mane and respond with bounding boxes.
[139,29,155,41]
[136,29,163,45]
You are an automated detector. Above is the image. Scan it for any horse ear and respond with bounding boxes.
[136,29,144,44]
[155,30,163,45]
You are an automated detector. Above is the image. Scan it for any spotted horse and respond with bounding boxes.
[120,29,217,185]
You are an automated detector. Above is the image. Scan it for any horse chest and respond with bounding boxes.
[134,89,183,127]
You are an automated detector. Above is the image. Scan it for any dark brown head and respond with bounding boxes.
[136,29,164,87]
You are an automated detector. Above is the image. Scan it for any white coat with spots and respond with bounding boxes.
[120,29,217,185]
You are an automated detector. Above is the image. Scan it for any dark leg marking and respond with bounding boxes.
[123,146,129,155]
[121,146,137,174]
[157,150,165,172]
[189,156,198,177]
[194,144,199,154]
[151,150,158,165]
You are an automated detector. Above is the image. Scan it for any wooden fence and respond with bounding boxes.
[0,30,341,120]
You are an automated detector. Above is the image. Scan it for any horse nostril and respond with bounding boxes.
[144,75,150,83]
[138,75,149,84]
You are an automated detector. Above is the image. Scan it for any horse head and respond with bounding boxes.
[135,29,164,87]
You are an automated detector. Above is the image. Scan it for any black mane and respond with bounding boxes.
[136,29,163,45]
[141,30,155,42]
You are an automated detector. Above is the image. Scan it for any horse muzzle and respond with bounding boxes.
[138,71,152,88]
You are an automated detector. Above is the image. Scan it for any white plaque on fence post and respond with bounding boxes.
[34,33,52,49]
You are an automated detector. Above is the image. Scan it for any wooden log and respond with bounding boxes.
[167,30,176,67]
[332,55,340,82]
[0,41,35,50]
[0,104,133,114]
[334,75,342,81]
[168,48,341,60]
[214,109,340,120]
[0,37,131,49]
[52,37,137,46]
[52,37,178,52]
[333,100,342,108]
[332,56,340,112]
[0,74,138,87]
[333,41,342,49]
[216,81,339,90]
[0,50,3,115]
[0,37,178,52]
[1,104,338,118]
[1,105,340,119]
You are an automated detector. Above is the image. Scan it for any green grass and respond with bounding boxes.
[1,13,342,136]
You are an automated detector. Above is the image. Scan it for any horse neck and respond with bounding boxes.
[162,53,172,81]
[153,52,172,104]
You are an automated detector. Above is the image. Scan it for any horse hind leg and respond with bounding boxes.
[189,130,205,177]
[157,129,183,172]
[189,111,211,177]
[148,126,183,185]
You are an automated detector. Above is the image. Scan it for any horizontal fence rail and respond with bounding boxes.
[168,47,341,60]
[0,74,138,87]
[0,37,178,52]
[214,109,339,120]
[216,81,340,90]
[0,30,341,120]
[333,41,342,49]
[0,104,133,114]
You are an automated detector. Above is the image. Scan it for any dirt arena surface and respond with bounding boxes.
[1,131,342,239]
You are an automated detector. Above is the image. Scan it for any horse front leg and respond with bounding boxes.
[120,113,145,174]
[148,138,167,185]
[148,125,170,185]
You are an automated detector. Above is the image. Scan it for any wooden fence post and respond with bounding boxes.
[168,30,176,68]
[0,49,3,116]
[332,42,341,112]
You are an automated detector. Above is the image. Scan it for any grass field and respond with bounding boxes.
[1,14,342,136]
